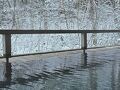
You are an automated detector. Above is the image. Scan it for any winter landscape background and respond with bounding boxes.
[0,0,120,55]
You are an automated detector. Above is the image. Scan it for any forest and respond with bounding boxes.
[0,0,119,30]
[0,0,119,55]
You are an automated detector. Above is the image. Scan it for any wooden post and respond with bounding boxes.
[3,34,11,58]
[81,33,87,49]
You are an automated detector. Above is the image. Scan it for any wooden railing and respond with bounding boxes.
[0,30,120,58]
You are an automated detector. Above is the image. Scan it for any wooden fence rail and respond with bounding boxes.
[0,30,120,58]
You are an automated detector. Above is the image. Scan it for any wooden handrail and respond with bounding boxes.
[0,30,119,59]
[0,30,120,34]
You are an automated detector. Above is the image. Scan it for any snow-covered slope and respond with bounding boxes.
[0,0,120,55]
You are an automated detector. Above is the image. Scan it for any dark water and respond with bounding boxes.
[0,47,120,90]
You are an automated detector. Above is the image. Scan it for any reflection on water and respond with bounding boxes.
[0,61,12,88]
[0,48,120,90]
[81,50,87,67]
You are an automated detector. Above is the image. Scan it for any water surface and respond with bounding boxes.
[0,47,120,90]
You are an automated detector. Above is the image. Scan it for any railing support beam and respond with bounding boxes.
[3,34,11,59]
[81,33,87,49]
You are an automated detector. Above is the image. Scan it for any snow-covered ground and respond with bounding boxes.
[0,0,120,55]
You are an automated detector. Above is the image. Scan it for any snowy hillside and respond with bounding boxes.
[0,0,120,55]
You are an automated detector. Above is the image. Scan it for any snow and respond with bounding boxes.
[0,0,120,55]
